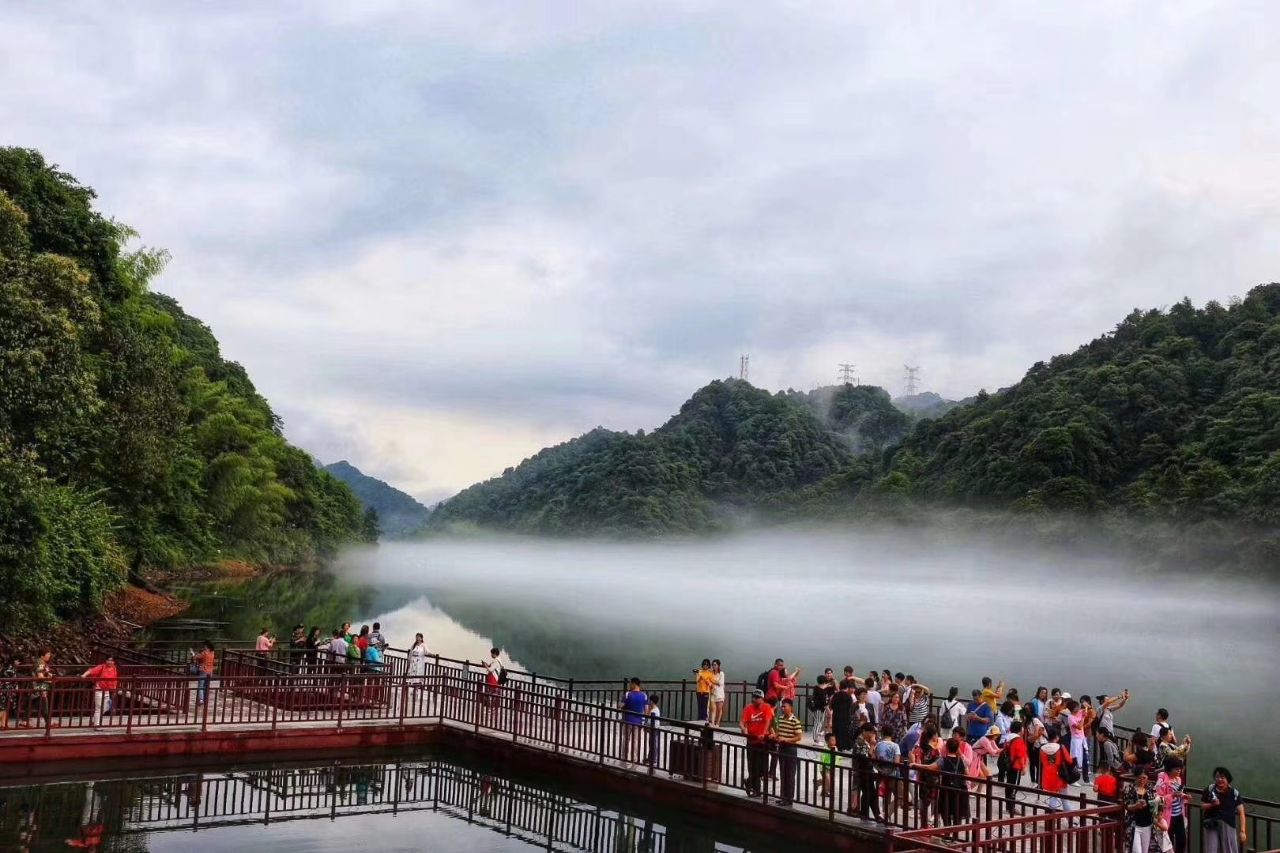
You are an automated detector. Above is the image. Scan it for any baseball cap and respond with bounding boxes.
[752,688,765,698]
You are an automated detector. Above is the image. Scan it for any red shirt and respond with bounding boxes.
[1095,773,1120,800]
[84,663,117,691]
[1005,737,1029,771]
[766,669,793,702]
[1040,746,1072,793]
[741,701,775,741]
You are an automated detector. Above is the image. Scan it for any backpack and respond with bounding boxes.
[997,744,1011,773]
[941,755,966,788]
[755,670,771,693]
[940,702,955,731]
[1059,750,1081,784]
[498,667,509,686]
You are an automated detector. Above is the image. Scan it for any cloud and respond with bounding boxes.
[2,1,1278,495]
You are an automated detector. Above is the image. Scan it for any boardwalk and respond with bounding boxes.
[2,646,1276,853]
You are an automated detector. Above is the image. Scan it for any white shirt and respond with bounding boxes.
[485,656,504,682]
[409,643,428,675]
[712,671,725,701]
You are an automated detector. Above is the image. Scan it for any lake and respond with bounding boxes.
[167,526,1280,800]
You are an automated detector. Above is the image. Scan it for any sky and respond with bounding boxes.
[2,1,1278,502]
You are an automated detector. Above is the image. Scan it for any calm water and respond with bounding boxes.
[0,750,762,852]
[167,527,1280,799]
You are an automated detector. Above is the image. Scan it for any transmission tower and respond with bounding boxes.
[903,365,921,396]
[739,354,750,381]
[838,363,857,385]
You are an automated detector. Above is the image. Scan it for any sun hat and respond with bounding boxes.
[986,725,1001,737]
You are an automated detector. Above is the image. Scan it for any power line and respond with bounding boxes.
[739,354,750,381]
[903,365,921,396]
[838,363,857,385]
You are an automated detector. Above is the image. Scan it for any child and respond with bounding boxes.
[646,693,663,766]
[821,731,839,800]
[1094,762,1120,802]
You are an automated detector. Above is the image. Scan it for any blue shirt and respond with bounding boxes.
[966,701,993,739]
[622,690,649,725]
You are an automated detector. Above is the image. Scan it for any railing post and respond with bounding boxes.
[399,669,408,726]
[43,680,54,740]
[513,684,521,743]
[553,696,562,753]
[201,680,210,732]
[126,676,134,736]
[271,686,279,732]
[336,673,344,730]
[597,704,606,764]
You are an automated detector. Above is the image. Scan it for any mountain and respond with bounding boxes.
[0,148,374,629]
[427,379,855,534]
[324,461,430,538]
[892,391,968,420]
[888,287,1280,524]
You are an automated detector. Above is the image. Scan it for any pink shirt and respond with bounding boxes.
[1069,710,1086,740]
[255,635,273,652]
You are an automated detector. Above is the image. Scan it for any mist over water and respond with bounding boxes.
[338,526,1280,798]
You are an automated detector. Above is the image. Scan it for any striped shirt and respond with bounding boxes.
[774,713,804,742]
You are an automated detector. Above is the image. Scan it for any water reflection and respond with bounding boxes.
[0,752,760,852]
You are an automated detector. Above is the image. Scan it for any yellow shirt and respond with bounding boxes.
[696,669,716,694]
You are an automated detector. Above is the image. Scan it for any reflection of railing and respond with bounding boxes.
[0,759,690,852]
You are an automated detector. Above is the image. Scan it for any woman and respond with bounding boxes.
[306,626,323,669]
[27,649,53,728]
[940,687,965,736]
[694,659,715,723]
[1123,770,1158,853]
[1020,705,1045,785]
[1126,731,1158,778]
[709,660,726,727]
[880,690,908,741]
[193,641,216,705]
[911,720,943,827]
[409,632,429,677]
[1031,686,1049,721]
[972,725,1002,779]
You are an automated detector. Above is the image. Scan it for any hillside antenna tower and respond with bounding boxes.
[739,354,750,381]
[904,365,921,396]
[838,363,857,385]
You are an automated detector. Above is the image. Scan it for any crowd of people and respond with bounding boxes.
[631,659,1250,853]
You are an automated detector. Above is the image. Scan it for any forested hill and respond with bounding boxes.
[0,148,374,629]
[324,461,431,538]
[881,286,1280,528]
[431,286,1280,562]
[426,379,855,534]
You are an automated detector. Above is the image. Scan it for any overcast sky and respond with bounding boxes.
[3,2,1278,502]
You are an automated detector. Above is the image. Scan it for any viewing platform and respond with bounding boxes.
[3,644,1276,853]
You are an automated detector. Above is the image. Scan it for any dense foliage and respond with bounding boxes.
[430,288,1280,567]
[0,149,372,628]
[428,379,854,534]
[324,460,430,539]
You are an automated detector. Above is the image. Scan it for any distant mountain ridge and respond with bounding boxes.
[325,461,430,539]
[427,284,1280,569]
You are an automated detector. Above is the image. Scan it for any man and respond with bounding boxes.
[855,687,874,726]
[1201,767,1247,853]
[741,689,775,797]
[368,622,388,652]
[327,628,348,666]
[1150,707,1172,738]
[965,689,994,744]
[874,723,903,822]
[772,698,804,806]
[1096,690,1129,736]
[766,658,800,706]
[1097,727,1123,773]
[853,723,882,821]
[830,678,855,751]
[863,676,882,721]
[80,655,117,730]
[808,673,833,743]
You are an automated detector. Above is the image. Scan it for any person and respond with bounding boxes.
[80,655,117,729]
[934,737,970,826]
[855,687,874,728]
[1126,731,1158,777]
[306,626,323,668]
[972,725,1002,780]
[939,687,964,733]
[1030,686,1049,720]
[356,625,371,658]
[1039,728,1075,812]
[618,677,649,764]
[255,627,275,654]
[766,659,800,707]
[964,689,994,744]
[1151,707,1172,738]
[368,622,388,652]
[1155,756,1189,853]
[1123,769,1158,853]
[364,642,384,673]
[1098,727,1123,773]
[709,659,726,727]
[409,632,429,677]
[1156,727,1192,766]
[911,722,943,827]
[0,656,21,730]
[327,628,348,668]
[831,678,855,751]
[645,693,663,767]
[820,731,839,802]
[808,673,834,743]
[1201,767,1247,853]
[1021,704,1046,785]
[1066,698,1092,782]
[773,698,804,806]
[483,647,504,688]
[1093,762,1120,802]
[193,641,216,705]
[290,624,307,651]
[1097,690,1129,736]
[741,688,775,797]
[907,681,932,727]
[863,676,882,722]
[694,659,715,723]
[880,690,908,742]
[874,724,903,822]
[999,720,1029,811]
[27,648,53,728]
[851,722,881,821]
[995,699,1016,741]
